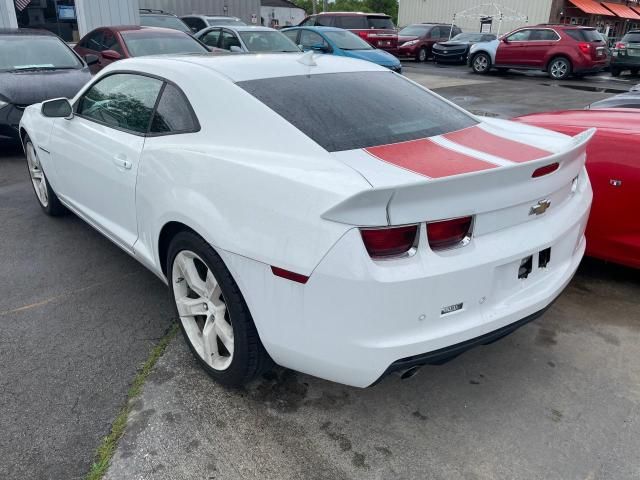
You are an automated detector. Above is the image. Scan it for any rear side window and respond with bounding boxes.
[334,15,367,29]
[623,32,640,42]
[77,73,163,134]
[565,29,603,42]
[237,72,476,152]
[150,84,199,134]
[367,16,394,29]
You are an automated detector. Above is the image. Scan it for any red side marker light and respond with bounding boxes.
[271,266,309,284]
[532,162,559,178]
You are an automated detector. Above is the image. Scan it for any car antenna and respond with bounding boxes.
[297,50,317,67]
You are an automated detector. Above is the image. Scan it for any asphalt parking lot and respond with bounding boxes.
[2,61,639,480]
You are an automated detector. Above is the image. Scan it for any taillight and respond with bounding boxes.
[532,162,559,178]
[357,31,371,40]
[360,225,418,258]
[578,42,591,55]
[615,41,627,50]
[427,216,473,251]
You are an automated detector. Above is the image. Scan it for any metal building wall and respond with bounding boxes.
[138,0,261,24]
[0,0,18,28]
[398,0,554,35]
[76,0,140,36]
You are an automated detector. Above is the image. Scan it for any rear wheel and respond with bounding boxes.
[471,53,491,74]
[167,231,272,386]
[631,68,639,76]
[610,66,621,77]
[416,47,427,62]
[548,57,571,80]
[24,135,66,216]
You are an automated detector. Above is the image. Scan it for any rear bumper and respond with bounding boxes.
[221,174,592,388]
[573,57,609,73]
[610,55,640,67]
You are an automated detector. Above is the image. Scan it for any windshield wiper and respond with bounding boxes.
[9,66,78,72]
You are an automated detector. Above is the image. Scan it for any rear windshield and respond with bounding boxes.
[367,16,394,29]
[140,15,191,33]
[238,31,300,52]
[623,32,640,42]
[0,35,82,72]
[237,71,476,152]
[122,31,208,56]
[565,29,603,42]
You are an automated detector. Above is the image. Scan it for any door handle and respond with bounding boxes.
[113,155,132,170]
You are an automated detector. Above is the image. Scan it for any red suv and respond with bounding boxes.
[299,12,398,54]
[469,25,609,80]
[398,23,462,62]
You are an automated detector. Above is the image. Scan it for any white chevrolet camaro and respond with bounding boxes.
[19,53,593,387]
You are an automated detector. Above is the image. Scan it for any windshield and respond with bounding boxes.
[367,16,394,29]
[122,31,208,56]
[140,15,191,33]
[623,32,640,42]
[324,30,372,50]
[399,25,429,36]
[238,71,476,152]
[0,35,82,72]
[451,33,485,42]
[238,31,300,52]
[207,17,246,26]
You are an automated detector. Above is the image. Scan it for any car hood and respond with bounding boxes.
[344,49,399,65]
[434,40,472,48]
[398,35,419,43]
[0,68,91,105]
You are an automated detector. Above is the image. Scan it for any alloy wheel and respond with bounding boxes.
[550,59,568,79]
[418,48,427,62]
[26,142,48,208]
[473,55,488,72]
[172,250,234,371]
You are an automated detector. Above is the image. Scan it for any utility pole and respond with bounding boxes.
[312,0,317,14]
[323,0,328,12]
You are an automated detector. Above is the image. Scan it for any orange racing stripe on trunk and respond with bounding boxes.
[444,126,552,163]
[365,138,497,178]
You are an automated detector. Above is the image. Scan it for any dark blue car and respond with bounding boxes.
[282,26,401,73]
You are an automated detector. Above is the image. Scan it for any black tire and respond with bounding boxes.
[471,52,491,74]
[548,57,572,80]
[610,67,621,77]
[496,67,509,74]
[630,68,639,76]
[167,231,272,386]
[416,47,427,62]
[23,135,66,216]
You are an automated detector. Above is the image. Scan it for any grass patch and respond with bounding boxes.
[86,323,179,480]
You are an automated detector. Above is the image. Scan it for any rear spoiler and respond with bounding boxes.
[322,128,595,226]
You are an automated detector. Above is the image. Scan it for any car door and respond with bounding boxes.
[48,73,164,250]
[520,28,559,68]
[425,26,440,53]
[299,29,330,53]
[282,29,300,46]
[220,29,242,51]
[200,28,222,49]
[75,29,106,74]
[495,29,532,66]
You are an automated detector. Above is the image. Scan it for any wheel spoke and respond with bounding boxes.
[176,254,206,297]
[31,169,43,180]
[204,270,219,302]
[175,296,208,318]
[214,317,234,355]
[202,313,218,362]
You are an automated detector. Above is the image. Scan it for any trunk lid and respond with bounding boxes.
[325,119,594,230]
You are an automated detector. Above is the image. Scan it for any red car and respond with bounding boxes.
[299,12,398,55]
[74,26,209,74]
[397,23,462,62]
[469,25,609,80]
[516,109,640,268]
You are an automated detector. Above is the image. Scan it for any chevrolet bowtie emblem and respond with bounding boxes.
[530,199,551,216]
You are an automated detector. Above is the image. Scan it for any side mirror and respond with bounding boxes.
[501,37,509,44]
[101,49,121,60]
[41,98,73,119]
[84,54,99,66]
[230,45,243,53]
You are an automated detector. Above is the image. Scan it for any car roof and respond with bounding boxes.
[221,26,276,32]
[104,26,187,35]
[310,11,389,17]
[286,26,343,32]
[0,28,57,36]
[110,52,386,83]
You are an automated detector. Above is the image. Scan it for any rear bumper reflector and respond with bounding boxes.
[271,266,309,284]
